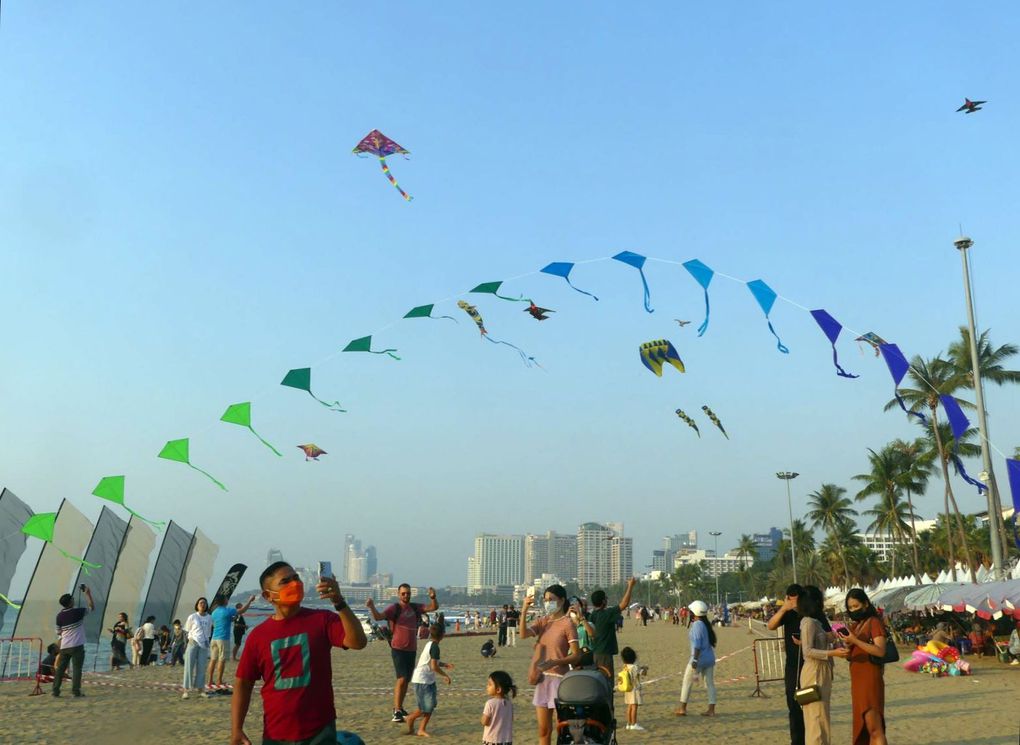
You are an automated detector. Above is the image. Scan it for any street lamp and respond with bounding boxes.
[776,472,800,583]
[709,531,722,607]
[954,235,1006,580]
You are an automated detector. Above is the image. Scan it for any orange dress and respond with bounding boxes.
[848,616,885,745]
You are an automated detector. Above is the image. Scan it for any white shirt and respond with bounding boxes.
[142,622,156,640]
[411,640,438,684]
[185,612,213,646]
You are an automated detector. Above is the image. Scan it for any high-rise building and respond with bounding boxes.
[524,533,549,583]
[650,548,670,572]
[342,534,355,583]
[577,523,614,589]
[525,531,578,585]
[267,548,284,565]
[466,534,524,593]
[348,555,368,584]
[365,545,378,577]
[752,527,783,562]
[610,534,633,584]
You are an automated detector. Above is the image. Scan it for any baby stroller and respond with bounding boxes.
[554,669,616,744]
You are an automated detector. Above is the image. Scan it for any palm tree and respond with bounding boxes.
[853,446,912,577]
[805,483,858,589]
[889,438,935,583]
[861,488,912,575]
[734,534,758,596]
[796,551,829,588]
[884,355,977,582]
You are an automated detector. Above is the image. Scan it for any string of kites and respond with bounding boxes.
[12,132,1020,588]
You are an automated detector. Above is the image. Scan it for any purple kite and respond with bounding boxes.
[353,129,413,201]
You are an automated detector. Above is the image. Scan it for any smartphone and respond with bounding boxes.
[836,627,850,637]
[318,561,332,579]
[526,586,536,598]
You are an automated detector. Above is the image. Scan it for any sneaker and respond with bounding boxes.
[52,691,60,698]
[630,724,646,731]
[398,708,409,717]
[1011,659,1020,666]
[200,692,210,698]
[181,692,189,699]
[391,711,405,723]
[72,692,85,698]
[624,724,633,730]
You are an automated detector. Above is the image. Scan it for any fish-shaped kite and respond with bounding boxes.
[525,303,554,321]
[298,444,327,461]
[701,405,729,439]
[352,129,413,201]
[639,340,685,377]
[457,301,538,366]
[675,409,700,437]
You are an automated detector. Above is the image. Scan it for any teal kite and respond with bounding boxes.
[746,279,789,353]
[157,438,227,491]
[404,304,457,322]
[342,336,400,360]
[221,402,283,456]
[469,281,531,304]
[612,251,653,312]
[92,476,166,529]
[280,368,346,412]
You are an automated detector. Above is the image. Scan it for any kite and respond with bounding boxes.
[855,332,887,356]
[221,402,283,457]
[701,405,729,439]
[21,513,102,573]
[525,303,554,321]
[298,444,327,461]
[612,251,653,312]
[1006,458,1020,549]
[352,129,413,201]
[91,476,166,529]
[939,395,987,493]
[675,409,700,437]
[342,336,400,360]
[470,281,531,304]
[674,320,691,328]
[878,343,928,425]
[747,279,789,353]
[457,301,538,366]
[280,368,347,412]
[540,262,598,300]
[683,259,714,336]
[639,339,685,377]
[157,438,228,491]
[404,304,457,322]
[809,309,859,379]
[0,593,19,610]
[956,98,986,114]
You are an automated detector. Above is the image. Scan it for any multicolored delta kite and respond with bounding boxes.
[22,513,102,573]
[855,332,887,356]
[342,336,400,360]
[221,402,283,456]
[675,409,700,437]
[457,301,538,366]
[701,405,729,439]
[157,438,228,491]
[91,476,165,529]
[298,444,327,461]
[352,129,413,201]
[280,368,347,412]
[639,339,685,377]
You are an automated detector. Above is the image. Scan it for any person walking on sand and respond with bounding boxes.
[109,611,131,671]
[52,585,93,698]
[231,561,367,745]
[182,598,213,699]
[366,583,439,723]
[505,604,519,647]
[674,600,717,717]
[207,595,255,688]
[405,621,453,737]
[232,603,249,661]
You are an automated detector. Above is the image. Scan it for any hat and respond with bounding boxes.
[688,600,708,616]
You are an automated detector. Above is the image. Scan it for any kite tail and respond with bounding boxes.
[717,425,730,440]
[565,277,599,301]
[485,336,538,367]
[495,292,531,303]
[250,428,284,457]
[309,392,347,412]
[57,548,102,574]
[892,391,929,425]
[696,289,710,336]
[434,315,459,323]
[189,463,228,491]
[0,592,22,609]
[950,453,987,493]
[766,320,789,354]
[379,156,413,202]
[373,349,401,360]
[125,508,166,531]
[638,268,653,313]
[830,346,859,379]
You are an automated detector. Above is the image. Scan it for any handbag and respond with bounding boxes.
[794,619,822,707]
[862,619,900,665]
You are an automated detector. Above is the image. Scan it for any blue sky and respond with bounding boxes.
[2,2,1018,589]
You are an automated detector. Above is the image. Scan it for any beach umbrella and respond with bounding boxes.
[871,585,916,614]
[903,583,969,611]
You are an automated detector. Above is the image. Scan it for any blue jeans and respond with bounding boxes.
[183,641,209,690]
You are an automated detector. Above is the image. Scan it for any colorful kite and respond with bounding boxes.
[470,281,531,304]
[701,405,729,439]
[221,402,282,457]
[683,259,714,336]
[613,251,653,312]
[540,262,598,300]
[91,476,166,529]
[280,368,347,412]
[747,279,789,353]
[352,129,413,201]
[157,438,227,491]
[939,395,987,493]
[298,444,327,461]
[855,332,887,356]
[639,339,685,377]
[342,336,400,360]
[21,513,102,573]
[810,309,859,379]
[878,343,928,425]
[404,304,457,322]
[675,409,700,437]
[457,301,538,366]
[525,303,554,321]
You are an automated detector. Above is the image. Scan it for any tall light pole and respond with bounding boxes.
[709,531,722,607]
[776,472,800,583]
[954,235,1006,579]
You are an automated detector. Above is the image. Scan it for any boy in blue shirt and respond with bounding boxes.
[208,595,254,688]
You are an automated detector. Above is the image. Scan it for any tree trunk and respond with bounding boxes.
[931,413,958,581]
[904,488,923,584]
[932,408,977,582]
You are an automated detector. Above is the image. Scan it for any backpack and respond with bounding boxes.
[616,665,633,693]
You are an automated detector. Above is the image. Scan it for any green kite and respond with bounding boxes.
[469,281,531,304]
[220,402,282,456]
[157,438,227,491]
[92,476,166,529]
[280,368,346,412]
[342,335,400,360]
[22,513,102,573]
[404,304,457,322]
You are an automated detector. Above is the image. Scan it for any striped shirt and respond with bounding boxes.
[55,607,89,649]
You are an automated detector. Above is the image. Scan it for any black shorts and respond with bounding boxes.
[391,649,417,681]
[233,631,245,646]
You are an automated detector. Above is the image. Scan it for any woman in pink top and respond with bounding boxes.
[519,584,583,745]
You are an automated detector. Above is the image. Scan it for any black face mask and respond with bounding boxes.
[848,609,868,621]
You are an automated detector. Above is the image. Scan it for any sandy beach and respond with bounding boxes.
[2,620,1017,744]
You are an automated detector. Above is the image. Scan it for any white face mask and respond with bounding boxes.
[543,600,560,615]
[569,611,579,622]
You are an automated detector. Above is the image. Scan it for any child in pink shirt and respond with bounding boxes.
[481,670,516,745]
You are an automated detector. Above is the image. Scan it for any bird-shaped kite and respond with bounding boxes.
[352,129,413,201]
[298,444,327,461]
[675,409,700,437]
[457,301,538,366]
[701,405,729,439]
[639,340,685,377]
[525,303,554,321]
[956,98,986,114]
[855,332,887,356]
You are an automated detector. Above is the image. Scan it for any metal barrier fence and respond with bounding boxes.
[0,637,44,695]
[751,637,785,697]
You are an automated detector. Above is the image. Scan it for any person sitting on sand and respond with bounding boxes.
[480,639,497,658]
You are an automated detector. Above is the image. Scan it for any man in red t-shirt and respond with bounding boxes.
[366,583,438,723]
[231,562,367,745]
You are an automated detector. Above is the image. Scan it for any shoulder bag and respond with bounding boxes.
[794,619,822,706]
